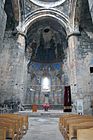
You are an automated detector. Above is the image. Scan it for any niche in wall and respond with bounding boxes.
[90,67,93,73]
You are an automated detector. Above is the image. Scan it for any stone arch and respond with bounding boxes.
[29,0,66,8]
[17,8,71,35]
[16,7,72,105]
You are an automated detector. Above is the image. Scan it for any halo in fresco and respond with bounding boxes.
[30,0,66,8]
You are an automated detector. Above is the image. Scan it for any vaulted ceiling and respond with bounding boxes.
[26,16,67,63]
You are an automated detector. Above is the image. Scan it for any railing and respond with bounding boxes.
[22,104,63,110]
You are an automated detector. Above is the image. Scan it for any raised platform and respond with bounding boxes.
[18,110,73,117]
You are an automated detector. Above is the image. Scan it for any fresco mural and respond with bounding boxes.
[24,62,64,108]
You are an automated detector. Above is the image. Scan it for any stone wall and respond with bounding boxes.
[0,31,27,103]
[1,30,93,114]
[72,31,93,114]
[88,0,93,22]
[24,0,69,18]
[0,0,7,51]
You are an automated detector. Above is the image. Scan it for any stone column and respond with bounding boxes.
[17,33,25,51]
[67,26,80,95]
[16,33,27,104]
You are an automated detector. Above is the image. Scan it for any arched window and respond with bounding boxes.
[41,77,51,92]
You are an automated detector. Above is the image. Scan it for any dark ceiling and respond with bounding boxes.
[26,17,68,63]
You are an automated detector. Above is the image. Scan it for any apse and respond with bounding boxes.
[26,16,68,63]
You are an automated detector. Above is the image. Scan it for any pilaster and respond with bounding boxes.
[67,25,80,95]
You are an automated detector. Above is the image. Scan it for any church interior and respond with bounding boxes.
[1,0,93,140]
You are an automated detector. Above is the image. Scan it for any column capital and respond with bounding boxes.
[67,30,81,39]
[67,24,81,39]
[16,24,27,37]
[17,31,26,38]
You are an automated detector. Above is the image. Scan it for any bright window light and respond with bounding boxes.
[41,77,51,92]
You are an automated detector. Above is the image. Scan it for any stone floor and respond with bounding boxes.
[22,117,64,140]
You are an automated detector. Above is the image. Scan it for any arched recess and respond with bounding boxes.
[26,16,67,62]
[17,8,71,61]
[16,8,71,71]
[21,9,70,63]
[16,8,72,106]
